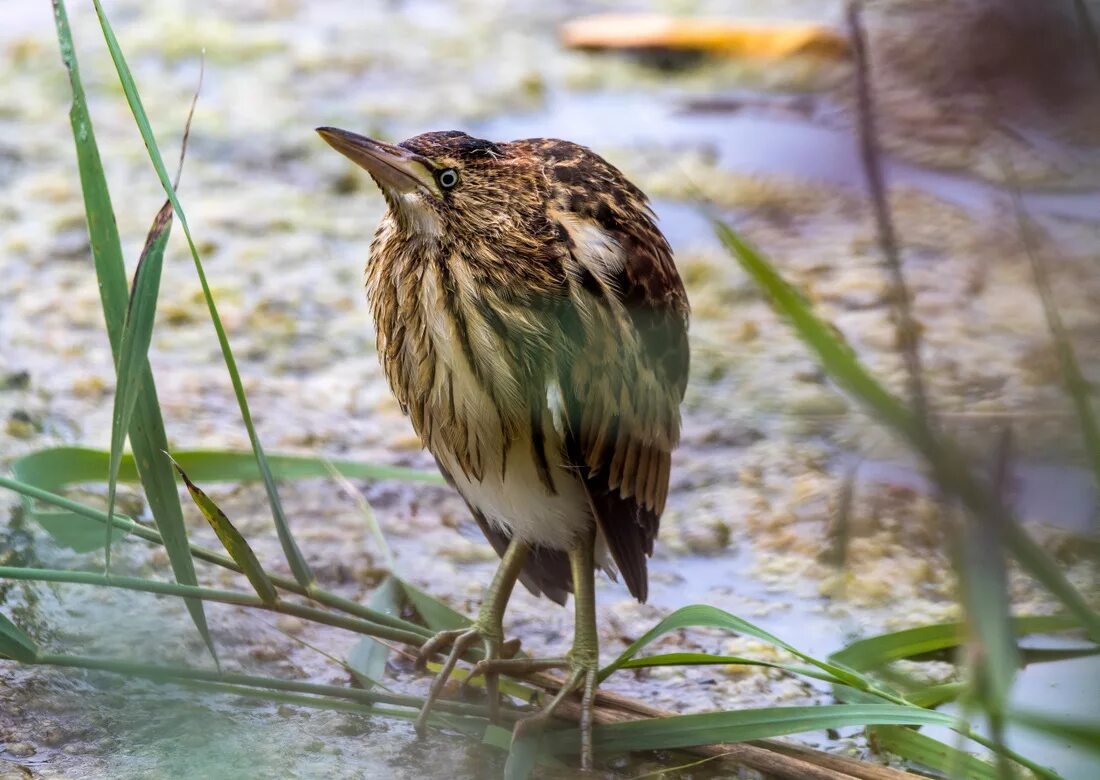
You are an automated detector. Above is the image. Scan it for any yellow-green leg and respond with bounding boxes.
[468,527,601,770]
[414,537,528,733]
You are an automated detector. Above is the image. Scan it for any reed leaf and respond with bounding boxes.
[613,652,849,687]
[0,612,37,663]
[871,725,999,780]
[0,567,424,646]
[548,704,956,754]
[12,447,438,552]
[91,0,313,590]
[400,580,472,632]
[104,201,173,561]
[347,576,403,689]
[715,220,1100,640]
[168,455,278,604]
[51,0,214,660]
[13,447,439,495]
[830,615,1084,672]
[598,604,885,698]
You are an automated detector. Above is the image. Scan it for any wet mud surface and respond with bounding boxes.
[2,1,1099,778]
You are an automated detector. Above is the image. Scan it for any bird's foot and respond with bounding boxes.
[476,653,599,770]
[413,624,518,732]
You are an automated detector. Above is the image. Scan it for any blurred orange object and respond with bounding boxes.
[560,14,850,60]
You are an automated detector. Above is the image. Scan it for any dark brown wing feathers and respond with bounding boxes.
[549,143,690,603]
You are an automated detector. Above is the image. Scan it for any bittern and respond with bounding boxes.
[318,126,689,768]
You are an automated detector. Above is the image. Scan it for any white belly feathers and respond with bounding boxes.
[418,259,592,551]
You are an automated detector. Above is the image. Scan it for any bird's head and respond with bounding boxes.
[317,127,551,248]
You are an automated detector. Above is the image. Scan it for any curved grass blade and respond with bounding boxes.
[13,447,439,495]
[614,651,848,687]
[830,615,1084,672]
[102,50,200,568]
[0,612,37,663]
[103,200,173,563]
[51,0,214,662]
[598,604,878,697]
[168,456,277,604]
[546,703,956,755]
[715,220,1100,640]
[91,0,313,590]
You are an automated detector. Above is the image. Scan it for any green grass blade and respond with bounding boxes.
[400,580,471,632]
[547,704,956,755]
[0,567,425,646]
[1006,179,1100,492]
[103,200,173,563]
[90,0,313,590]
[12,447,437,552]
[347,576,402,689]
[715,220,1100,639]
[503,731,545,780]
[872,725,999,780]
[0,476,432,638]
[12,447,440,496]
[598,604,877,696]
[830,615,1084,672]
[614,652,847,687]
[907,682,967,708]
[51,0,214,661]
[958,505,1019,720]
[0,612,38,662]
[168,456,278,604]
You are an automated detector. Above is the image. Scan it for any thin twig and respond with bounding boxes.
[0,566,425,646]
[1002,159,1100,491]
[0,475,431,639]
[32,653,500,720]
[845,0,930,428]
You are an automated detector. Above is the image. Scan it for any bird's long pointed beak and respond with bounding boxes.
[316,127,436,196]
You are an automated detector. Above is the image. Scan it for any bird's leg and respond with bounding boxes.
[414,538,527,733]
[471,528,600,769]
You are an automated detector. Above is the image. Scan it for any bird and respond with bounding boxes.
[318,126,689,769]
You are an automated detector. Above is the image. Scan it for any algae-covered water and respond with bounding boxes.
[2,0,1099,778]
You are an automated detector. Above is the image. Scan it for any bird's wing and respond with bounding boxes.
[554,208,689,603]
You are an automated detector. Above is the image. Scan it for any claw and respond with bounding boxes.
[511,659,600,770]
[414,626,503,734]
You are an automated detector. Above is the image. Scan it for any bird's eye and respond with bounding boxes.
[437,168,459,190]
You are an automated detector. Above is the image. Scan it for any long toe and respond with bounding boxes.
[511,658,600,757]
[414,627,483,735]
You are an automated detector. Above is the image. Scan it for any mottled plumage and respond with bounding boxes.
[319,126,689,767]
[361,131,688,602]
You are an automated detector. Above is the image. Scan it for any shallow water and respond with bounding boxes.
[2,0,1100,778]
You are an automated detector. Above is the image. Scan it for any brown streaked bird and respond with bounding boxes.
[318,126,689,768]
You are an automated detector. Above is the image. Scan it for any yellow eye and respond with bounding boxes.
[437,168,459,189]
